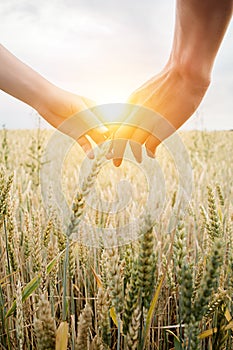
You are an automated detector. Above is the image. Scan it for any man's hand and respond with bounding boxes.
[108,0,232,167]
[109,66,209,167]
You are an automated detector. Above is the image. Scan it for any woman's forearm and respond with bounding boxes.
[0,44,108,154]
[0,44,54,111]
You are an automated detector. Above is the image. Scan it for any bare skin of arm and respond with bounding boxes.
[0,44,107,158]
[110,0,233,166]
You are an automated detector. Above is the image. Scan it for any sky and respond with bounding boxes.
[0,0,232,130]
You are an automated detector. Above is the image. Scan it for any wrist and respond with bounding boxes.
[30,77,56,113]
[34,83,87,129]
[165,55,211,90]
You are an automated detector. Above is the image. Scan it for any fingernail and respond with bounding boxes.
[87,150,95,159]
[147,150,155,158]
[113,159,122,167]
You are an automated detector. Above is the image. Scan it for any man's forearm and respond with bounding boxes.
[169,0,233,84]
[0,44,53,111]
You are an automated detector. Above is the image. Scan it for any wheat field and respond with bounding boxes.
[0,128,233,350]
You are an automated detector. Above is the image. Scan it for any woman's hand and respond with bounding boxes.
[36,86,108,158]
